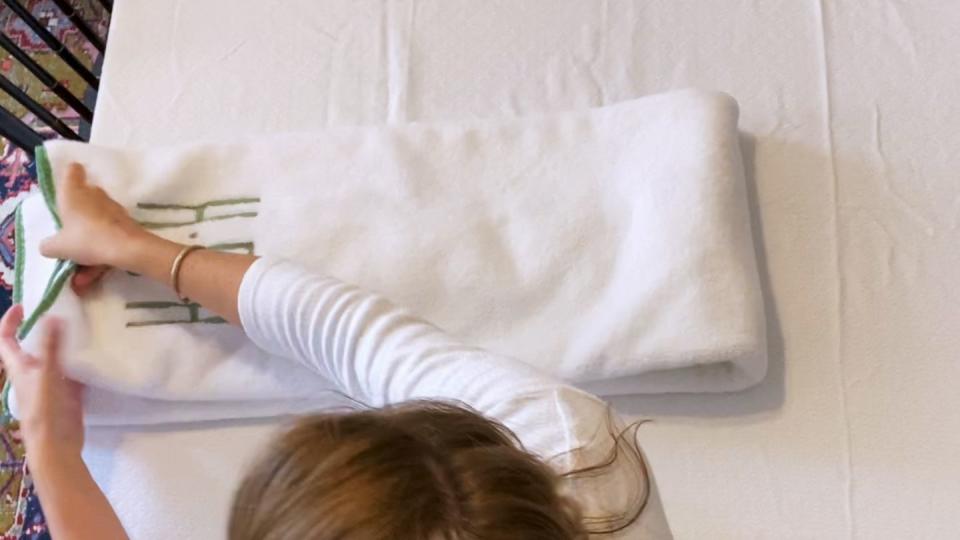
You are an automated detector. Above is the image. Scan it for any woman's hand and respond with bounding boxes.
[0,305,84,460]
[39,163,146,295]
[0,306,129,539]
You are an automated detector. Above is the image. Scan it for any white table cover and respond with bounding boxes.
[68,1,960,538]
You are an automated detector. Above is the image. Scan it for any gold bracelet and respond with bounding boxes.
[170,245,203,303]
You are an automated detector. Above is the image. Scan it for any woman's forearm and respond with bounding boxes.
[115,231,256,325]
[29,447,128,540]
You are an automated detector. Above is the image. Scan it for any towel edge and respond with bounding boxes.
[15,146,76,340]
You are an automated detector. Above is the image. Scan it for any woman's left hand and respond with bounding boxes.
[0,307,128,539]
[0,305,84,460]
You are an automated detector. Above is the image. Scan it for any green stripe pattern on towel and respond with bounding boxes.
[14,146,77,341]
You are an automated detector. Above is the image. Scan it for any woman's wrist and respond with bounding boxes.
[114,229,183,281]
[107,226,153,270]
[25,437,84,478]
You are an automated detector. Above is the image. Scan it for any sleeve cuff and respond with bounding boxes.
[237,255,275,349]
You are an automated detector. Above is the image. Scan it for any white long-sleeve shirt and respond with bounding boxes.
[238,257,673,538]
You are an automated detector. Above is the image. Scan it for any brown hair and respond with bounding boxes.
[228,401,649,540]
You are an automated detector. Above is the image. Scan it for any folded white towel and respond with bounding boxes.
[12,89,766,425]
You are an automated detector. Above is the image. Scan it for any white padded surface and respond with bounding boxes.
[82,1,960,538]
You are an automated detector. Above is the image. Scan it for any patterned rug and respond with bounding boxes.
[0,2,108,538]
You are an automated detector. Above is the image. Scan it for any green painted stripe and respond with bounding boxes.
[206,241,255,254]
[17,260,75,341]
[0,381,12,422]
[203,198,260,207]
[12,202,25,305]
[16,144,78,338]
[15,146,76,339]
[125,300,191,310]
[139,211,258,230]
[0,202,24,418]
[125,316,227,328]
[34,145,61,228]
[136,197,260,211]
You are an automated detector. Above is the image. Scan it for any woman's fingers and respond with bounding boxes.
[71,272,89,296]
[57,163,87,215]
[63,162,86,189]
[0,304,23,341]
[38,231,66,259]
[71,265,109,296]
[0,305,25,372]
[38,317,63,373]
[0,308,63,376]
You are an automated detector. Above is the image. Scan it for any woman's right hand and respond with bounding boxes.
[39,163,147,294]
[35,161,253,324]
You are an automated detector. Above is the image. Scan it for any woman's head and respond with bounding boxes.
[229,402,588,540]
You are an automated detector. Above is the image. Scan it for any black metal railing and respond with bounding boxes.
[0,0,110,156]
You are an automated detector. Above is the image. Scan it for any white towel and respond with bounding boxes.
[12,89,766,425]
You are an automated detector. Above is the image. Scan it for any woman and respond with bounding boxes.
[0,164,671,539]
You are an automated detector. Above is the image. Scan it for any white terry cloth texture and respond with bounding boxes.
[70,1,960,538]
[16,90,765,425]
